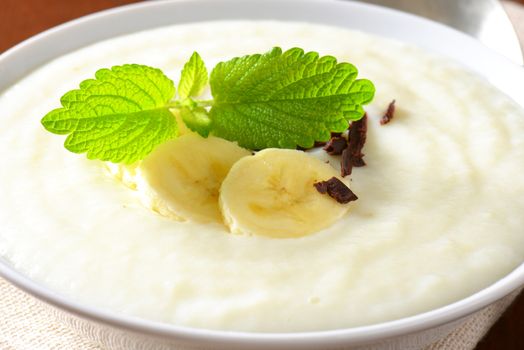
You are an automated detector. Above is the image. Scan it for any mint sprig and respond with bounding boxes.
[41,47,375,163]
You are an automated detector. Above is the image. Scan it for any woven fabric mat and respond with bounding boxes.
[1,1,524,350]
[0,277,101,350]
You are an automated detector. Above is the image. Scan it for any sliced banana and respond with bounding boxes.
[138,133,251,222]
[219,148,352,238]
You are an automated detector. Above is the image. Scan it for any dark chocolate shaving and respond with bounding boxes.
[313,177,358,204]
[323,136,348,155]
[341,113,368,177]
[380,100,396,125]
[341,148,352,177]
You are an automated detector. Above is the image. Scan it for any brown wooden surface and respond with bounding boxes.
[1,1,523,349]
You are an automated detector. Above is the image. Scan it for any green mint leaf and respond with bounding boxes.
[178,52,208,99]
[180,106,212,137]
[41,64,177,164]
[208,47,375,149]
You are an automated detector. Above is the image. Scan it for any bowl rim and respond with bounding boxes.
[1,0,524,347]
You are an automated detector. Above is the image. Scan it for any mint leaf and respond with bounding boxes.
[178,52,208,99]
[209,47,375,149]
[41,64,177,164]
[180,106,212,137]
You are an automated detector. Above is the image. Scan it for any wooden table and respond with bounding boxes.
[1,1,523,349]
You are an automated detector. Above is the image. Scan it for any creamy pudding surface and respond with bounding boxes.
[1,21,524,332]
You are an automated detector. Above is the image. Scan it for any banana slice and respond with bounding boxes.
[219,148,352,238]
[138,133,251,222]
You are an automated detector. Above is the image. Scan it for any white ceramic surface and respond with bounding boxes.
[1,0,524,349]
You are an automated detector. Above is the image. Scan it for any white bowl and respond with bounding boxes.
[1,1,524,349]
